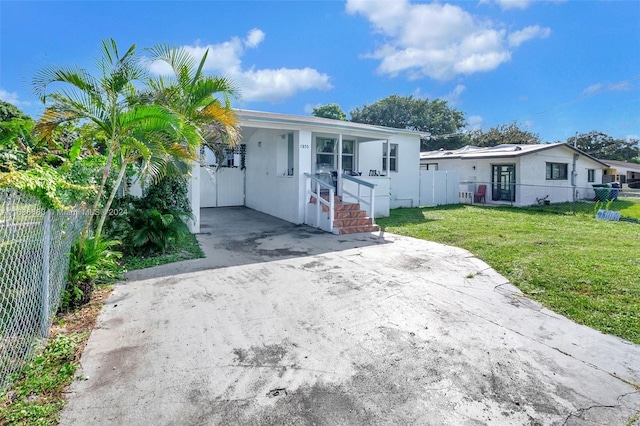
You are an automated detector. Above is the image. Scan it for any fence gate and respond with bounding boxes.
[200,166,245,207]
[419,170,459,206]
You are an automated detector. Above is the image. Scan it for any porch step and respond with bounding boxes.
[334,223,380,235]
[310,195,378,235]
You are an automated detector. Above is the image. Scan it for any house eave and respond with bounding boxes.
[236,109,425,139]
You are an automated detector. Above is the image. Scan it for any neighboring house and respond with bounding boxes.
[419,143,608,206]
[600,159,640,188]
[188,110,422,234]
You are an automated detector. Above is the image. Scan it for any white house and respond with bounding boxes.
[420,143,608,206]
[601,159,640,188]
[189,110,422,234]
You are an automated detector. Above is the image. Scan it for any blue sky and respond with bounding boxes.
[1,0,638,143]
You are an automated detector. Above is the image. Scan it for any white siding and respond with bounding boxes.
[244,129,301,224]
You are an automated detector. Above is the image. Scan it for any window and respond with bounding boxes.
[546,162,568,180]
[342,140,354,172]
[587,169,595,183]
[421,163,438,171]
[315,138,355,172]
[316,138,335,170]
[382,143,398,172]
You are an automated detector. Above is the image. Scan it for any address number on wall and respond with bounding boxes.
[300,144,310,149]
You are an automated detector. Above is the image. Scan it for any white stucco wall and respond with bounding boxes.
[421,146,606,206]
[388,134,420,208]
[357,135,420,209]
[244,129,302,224]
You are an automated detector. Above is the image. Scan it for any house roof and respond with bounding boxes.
[235,109,427,138]
[420,143,609,166]
[599,159,640,171]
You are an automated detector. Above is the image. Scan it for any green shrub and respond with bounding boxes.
[126,208,188,255]
[63,236,121,311]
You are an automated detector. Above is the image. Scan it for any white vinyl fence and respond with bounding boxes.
[0,189,85,391]
[419,170,460,207]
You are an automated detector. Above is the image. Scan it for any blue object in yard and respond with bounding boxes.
[610,182,620,200]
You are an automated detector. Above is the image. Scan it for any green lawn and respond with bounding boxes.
[377,203,640,345]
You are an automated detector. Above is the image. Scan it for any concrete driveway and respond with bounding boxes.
[61,207,640,425]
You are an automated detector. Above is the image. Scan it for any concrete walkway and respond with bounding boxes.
[61,207,640,425]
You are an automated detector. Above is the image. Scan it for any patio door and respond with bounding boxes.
[492,164,516,202]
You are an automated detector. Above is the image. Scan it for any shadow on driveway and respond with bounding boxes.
[126,207,392,281]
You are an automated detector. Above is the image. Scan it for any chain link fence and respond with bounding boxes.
[0,189,85,391]
[458,181,640,220]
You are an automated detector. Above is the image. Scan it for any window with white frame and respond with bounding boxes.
[315,137,355,172]
[382,143,398,172]
[587,169,595,183]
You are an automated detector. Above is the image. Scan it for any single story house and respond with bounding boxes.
[188,110,422,234]
[420,143,608,206]
[601,159,640,188]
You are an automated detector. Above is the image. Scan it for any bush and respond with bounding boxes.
[104,175,192,257]
[63,236,121,311]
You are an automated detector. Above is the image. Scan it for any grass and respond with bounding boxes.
[377,201,640,345]
[120,222,205,271]
[0,286,112,425]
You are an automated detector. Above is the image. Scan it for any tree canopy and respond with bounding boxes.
[312,104,347,121]
[0,100,30,122]
[349,95,467,151]
[468,122,541,147]
[570,131,639,162]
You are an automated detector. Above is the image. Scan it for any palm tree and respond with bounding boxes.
[32,39,199,244]
[144,44,241,161]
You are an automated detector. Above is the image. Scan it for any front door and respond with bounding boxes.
[492,164,516,202]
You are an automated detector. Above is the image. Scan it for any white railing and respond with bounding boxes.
[341,173,376,224]
[304,173,335,233]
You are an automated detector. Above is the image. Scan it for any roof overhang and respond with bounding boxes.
[236,109,426,140]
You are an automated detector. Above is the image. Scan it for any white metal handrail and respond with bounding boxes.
[341,173,376,224]
[304,173,335,233]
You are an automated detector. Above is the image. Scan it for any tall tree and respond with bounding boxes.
[570,131,639,161]
[312,104,347,121]
[469,122,541,147]
[349,95,467,151]
[145,44,241,166]
[32,39,199,244]
[0,100,30,122]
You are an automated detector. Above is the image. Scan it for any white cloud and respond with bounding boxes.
[481,0,567,10]
[244,28,265,48]
[148,30,332,103]
[508,25,551,47]
[442,84,466,104]
[582,83,604,96]
[467,115,483,130]
[0,89,30,107]
[582,81,633,96]
[346,0,550,81]
[492,0,532,10]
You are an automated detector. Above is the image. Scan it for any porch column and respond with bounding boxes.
[296,130,313,224]
[337,134,343,196]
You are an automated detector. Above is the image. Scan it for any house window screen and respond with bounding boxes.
[587,169,595,183]
[316,138,336,170]
[342,140,354,172]
[546,162,568,180]
[382,143,398,172]
[315,138,356,172]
